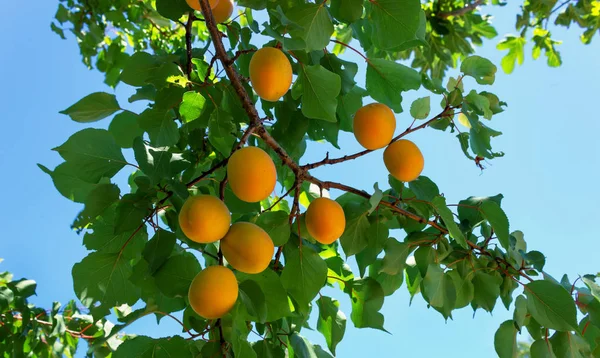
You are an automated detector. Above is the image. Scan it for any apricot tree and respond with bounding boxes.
[3,0,599,356]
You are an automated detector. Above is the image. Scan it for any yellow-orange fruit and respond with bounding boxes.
[227,146,276,203]
[249,47,293,102]
[221,222,275,274]
[188,266,238,319]
[185,0,219,11]
[305,197,346,245]
[179,195,231,244]
[383,139,424,182]
[353,103,396,150]
[211,0,233,23]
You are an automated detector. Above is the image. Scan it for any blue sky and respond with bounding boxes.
[1,1,599,357]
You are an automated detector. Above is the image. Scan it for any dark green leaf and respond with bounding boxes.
[330,0,363,23]
[120,52,160,87]
[514,295,528,328]
[550,331,590,358]
[369,0,422,50]
[422,265,456,317]
[281,243,327,309]
[256,211,291,246]
[494,320,518,358]
[138,108,180,147]
[113,336,195,357]
[472,271,502,312]
[154,252,201,298]
[143,230,176,274]
[73,184,120,228]
[208,108,236,157]
[530,339,556,358]
[132,138,190,185]
[60,92,120,123]
[109,111,144,148]
[366,59,420,113]
[288,4,334,51]
[239,280,268,323]
[380,238,410,275]
[237,270,291,322]
[431,196,467,249]
[339,201,370,257]
[480,200,510,249]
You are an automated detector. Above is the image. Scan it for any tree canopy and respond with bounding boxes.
[1,0,600,357]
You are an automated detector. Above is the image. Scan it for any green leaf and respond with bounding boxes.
[380,238,410,275]
[465,90,493,120]
[494,320,518,358]
[472,271,502,312]
[330,0,363,23]
[408,176,440,202]
[460,55,497,85]
[368,183,383,215]
[290,333,320,358]
[339,201,370,257]
[583,277,600,301]
[525,280,578,332]
[422,265,456,316]
[293,65,341,122]
[431,196,467,249]
[154,252,201,298]
[480,200,510,249]
[237,270,291,322]
[143,230,176,274]
[8,279,37,298]
[155,0,190,22]
[369,259,403,296]
[281,243,327,309]
[113,336,195,357]
[550,331,590,358]
[60,92,120,123]
[120,52,160,87]
[316,296,346,355]
[448,270,474,309]
[356,221,389,277]
[256,211,291,246]
[109,111,144,148]
[514,295,528,328]
[208,108,236,157]
[72,251,140,318]
[288,4,334,51]
[138,108,180,147]
[83,205,148,258]
[530,339,556,358]
[239,280,268,323]
[39,162,98,203]
[369,0,422,50]
[0,286,14,311]
[337,86,365,131]
[114,193,152,234]
[73,184,120,228]
[132,138,189,185]
[349,278,386,331]
[179,91,207,123]
[366,58,420,113]
[410,96,431,120]
[497,36,526,74]
[252,340,286,358]
[53,128,127,183]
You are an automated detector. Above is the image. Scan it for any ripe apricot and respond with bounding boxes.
[185,0,219,10]
[249,47,293,102]
[227,146,276,203]
[383,139,424,182]
[188,266,238,319]
[353,103,396,150]
[221,222,275,274]
[179,195,231,244]
[305,197,346,245]
[211,0,233,23]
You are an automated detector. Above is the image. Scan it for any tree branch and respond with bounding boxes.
[185,12,194,78]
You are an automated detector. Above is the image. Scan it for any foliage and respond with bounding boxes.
[2,0,593,357]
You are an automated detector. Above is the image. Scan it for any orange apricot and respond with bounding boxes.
[221,222,275,274]
[188,266,238,319]
[211,0,233,23]
[353,103,397,150]
[383,139,424,182]
[227,146,277,203]
[249,47,293,102]
[305,197,346,245]
[178,195,231,244]
[185,0,220,10]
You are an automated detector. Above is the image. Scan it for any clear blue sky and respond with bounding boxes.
[1,1,599,357]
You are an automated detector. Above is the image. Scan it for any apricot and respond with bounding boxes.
[185,0,219,10]
[383,139,424,182]
[188,266,238,319]
[249,47,293,102]
[305,197,346,245]
[227,146,276,203]
[179,195,231,244]
[353,103,397,150]
[211,0,233,23]
[221,222,275,274]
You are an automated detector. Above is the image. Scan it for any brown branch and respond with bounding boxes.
[438,0,485,19]
[302,107,454,170]
[185,12,194,78]
[263,185,296,212]
[330,39,368,61]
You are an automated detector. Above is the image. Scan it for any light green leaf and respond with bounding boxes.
[494,320,518,358]
[465,90,493,120]
[256,211,291,246]
[530,339,556,358]
[460,55,497,85]
[472,271,502,312]
[410,96,431,120]
[294,65,341,122]
[550,331,590,358]
[525,280,578,332]
[448,270,474,309]
[497,36,526,74]
[281,243,327,309]
[431,196,467,249]
[366,58,420,113]
[422,265,456,316]
[288,4,334,51]
[369,0,422,50]
[350,278,386,331]
[317,296,346,355]
[39,162,99,203]
[514,295,528,328]
[60,92,120,123]
[339,201,370,257]
[179,91,207,123]
[368,183,383,215]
